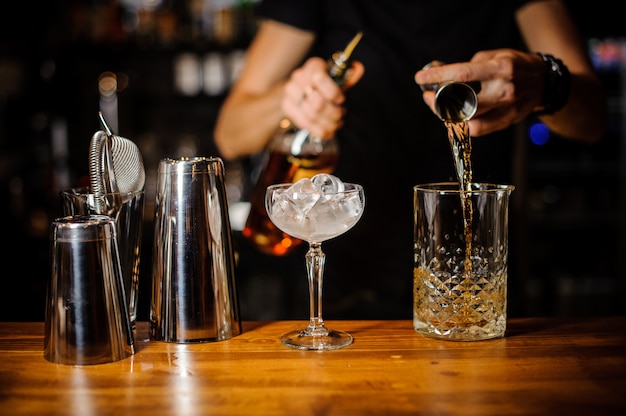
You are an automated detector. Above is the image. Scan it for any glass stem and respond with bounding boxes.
[305,242,328,335]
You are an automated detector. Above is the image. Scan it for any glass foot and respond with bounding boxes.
[280,327,353,351]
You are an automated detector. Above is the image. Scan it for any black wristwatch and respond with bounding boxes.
[535,52,571,115]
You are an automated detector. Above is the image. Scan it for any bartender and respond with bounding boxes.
[213,0,607,319]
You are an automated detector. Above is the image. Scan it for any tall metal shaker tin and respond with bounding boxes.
[150,157,241,343]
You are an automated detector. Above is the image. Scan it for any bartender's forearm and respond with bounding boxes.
[517,0,608,143]
[538,72,607,143]
[214,81,287,160]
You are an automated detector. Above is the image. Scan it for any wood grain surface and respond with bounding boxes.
[1,318,625,415]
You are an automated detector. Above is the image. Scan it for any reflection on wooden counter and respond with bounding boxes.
[1,318,625,415]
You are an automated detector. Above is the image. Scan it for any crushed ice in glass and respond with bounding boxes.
[270,174,363,241]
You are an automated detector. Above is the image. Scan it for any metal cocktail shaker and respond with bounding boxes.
[150,157,241,343]
[45,215,135,365]
[60,188,144,327]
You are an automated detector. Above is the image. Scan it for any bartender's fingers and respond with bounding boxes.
[468,106,518,137]
[299,86,346,138]
[308,60,365,103]
[281,82,345,139]
[414,62,479,86]
[283,76,306,108]
[469,80,536,137]
[282,57,349,138]
[300,58,365,103]
[308,67,345,105]
[281,60,321,124]
[420,90,437,115]
[282,58,325,106]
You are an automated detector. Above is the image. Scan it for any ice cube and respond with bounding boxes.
[335,191,364,223]
[308,186,363,232]
[311,173,345,193]
[287,178,321,214]
[271,191,312,236]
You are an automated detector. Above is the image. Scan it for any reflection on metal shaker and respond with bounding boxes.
[150,157,241,343]
[45,215,134,365]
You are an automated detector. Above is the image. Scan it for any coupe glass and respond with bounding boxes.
[265,178,365,350]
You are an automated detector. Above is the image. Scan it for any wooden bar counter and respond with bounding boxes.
[1,317,625,415]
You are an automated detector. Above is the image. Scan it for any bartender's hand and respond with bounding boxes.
[414,49,546,137]
[282,57,365,139]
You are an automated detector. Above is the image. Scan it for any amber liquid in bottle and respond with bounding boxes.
[242,32,362,256]
[242,126,339,256]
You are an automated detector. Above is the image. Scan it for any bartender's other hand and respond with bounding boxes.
[283,57,364,139]
[414,49,545,137]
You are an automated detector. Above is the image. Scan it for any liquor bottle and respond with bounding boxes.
[242,32,363,256]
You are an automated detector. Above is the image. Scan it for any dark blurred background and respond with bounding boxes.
[1,0,625,322]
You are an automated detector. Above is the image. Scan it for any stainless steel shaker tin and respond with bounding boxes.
[60,188,145,327]
[44,215,135,365]
[150,157,241,343]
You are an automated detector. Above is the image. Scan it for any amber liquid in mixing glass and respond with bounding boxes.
[414,120,489,332]
[446,121,478,326]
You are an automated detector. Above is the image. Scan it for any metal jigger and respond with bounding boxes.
[419,61,478,123]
